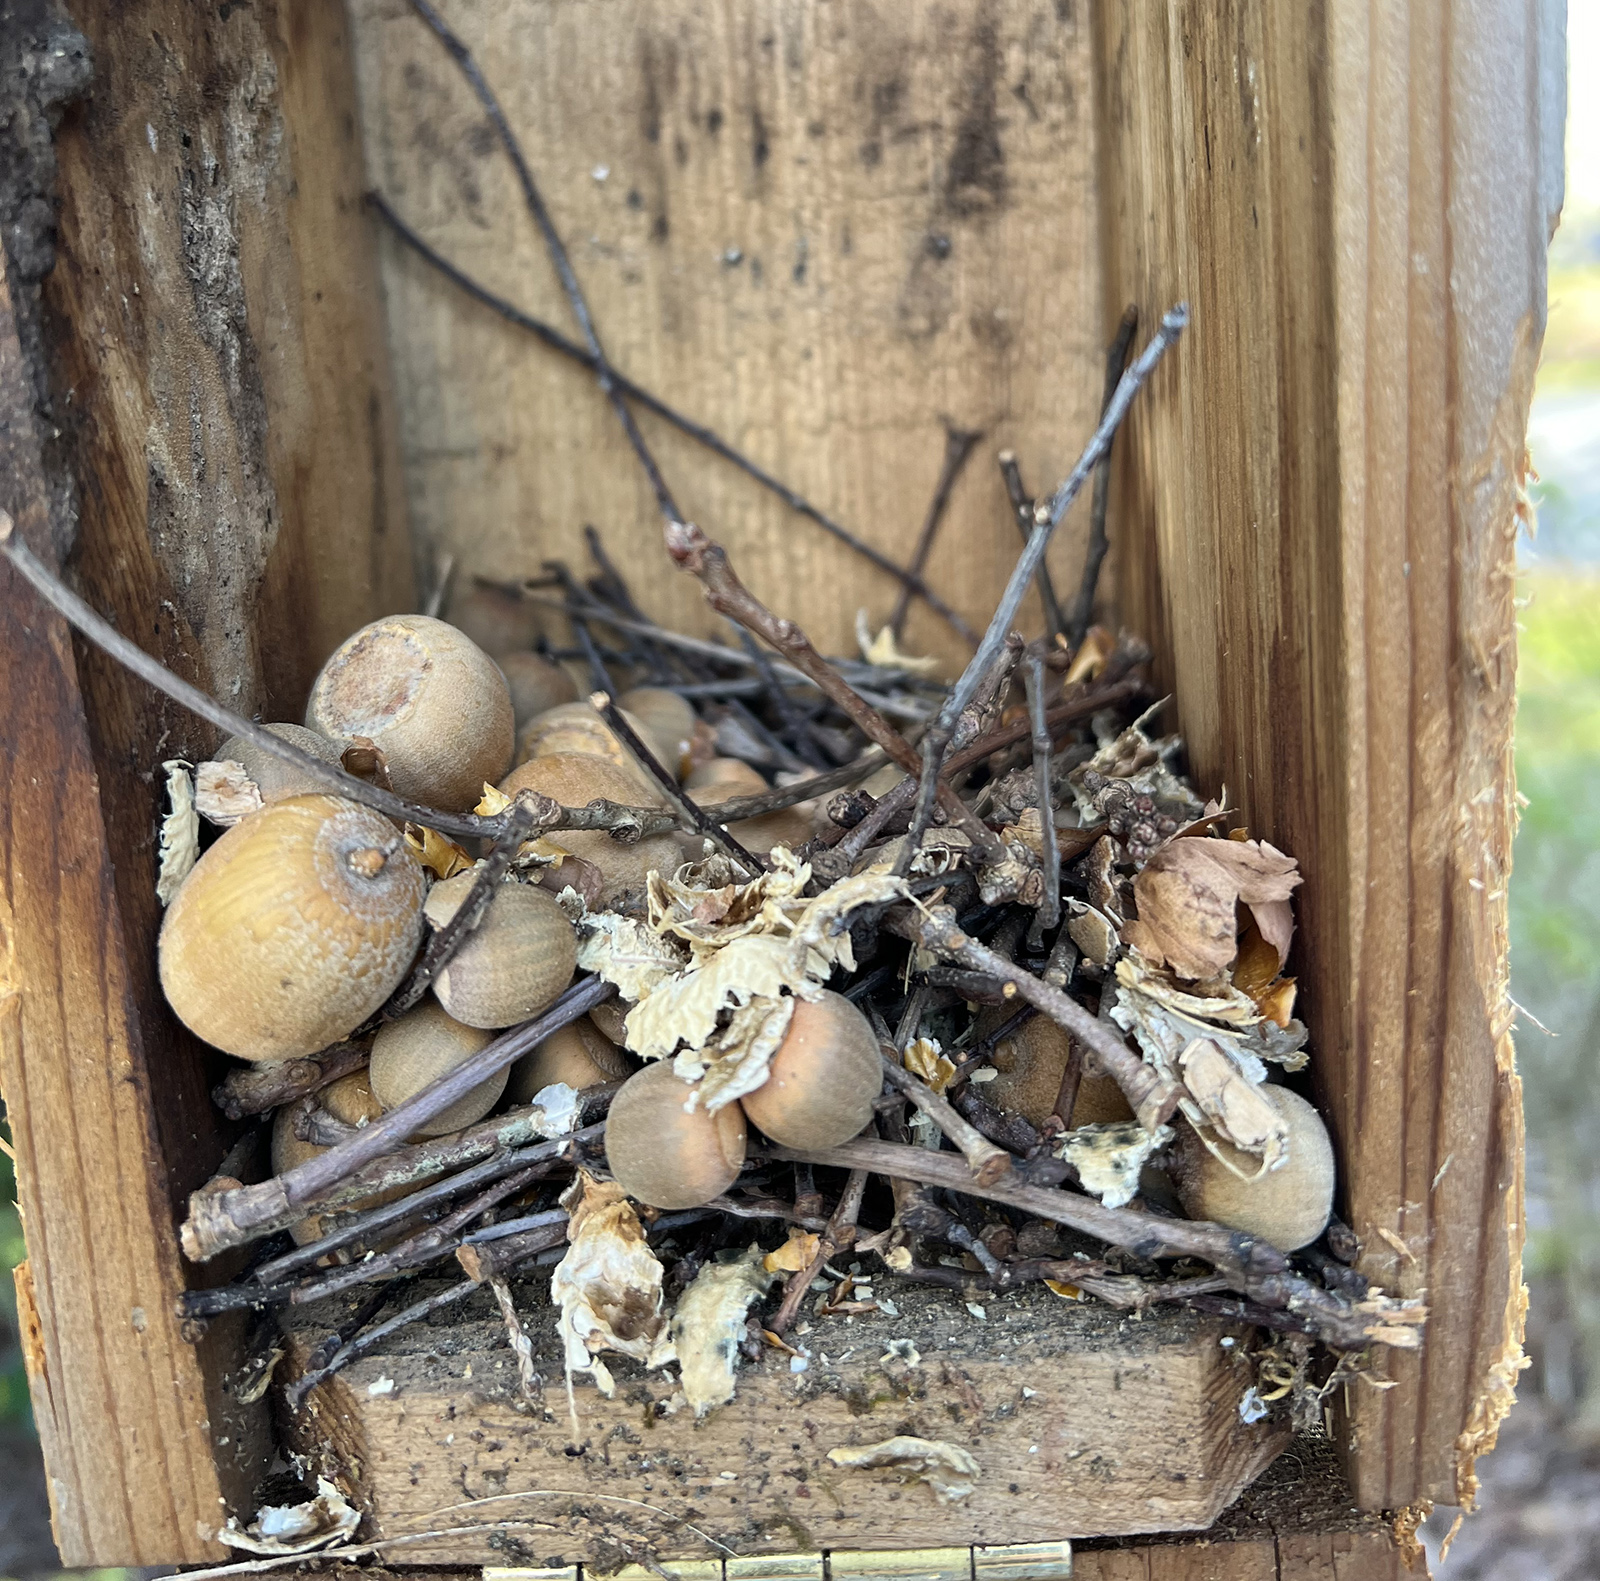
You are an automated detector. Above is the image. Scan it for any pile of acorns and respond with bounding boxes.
[157,603,900,1239]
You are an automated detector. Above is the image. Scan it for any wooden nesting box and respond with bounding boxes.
[0,0,1560,1572]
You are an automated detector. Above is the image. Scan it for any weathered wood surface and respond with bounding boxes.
[348,0,1103,672]
[1096,0,1560,1509]
[281,1287,1286,1567]
[0,0,413,1563]
[1075,1529,1405,1580]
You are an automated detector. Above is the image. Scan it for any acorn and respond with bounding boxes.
[506,1017,634,1104]
[618,686,697,776]
[686,758,814,856]
[445,579,546,658]
[305,614,513,812]
[499,754,685,904]
[271,1068,398,1245]
[159,794,426,1062]
[422,872,576,1029]
[739,991,882,1149]
[216,722,345,804]
[1169,1085,1336,1252]
[514,698,659,780]
[368,999,507,1137]
[604,1060,747,1209]
[977,1012,1135,1130]
[498,650,579,728]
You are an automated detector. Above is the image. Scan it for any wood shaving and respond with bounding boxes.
[827,1435,981,1503]
[155,759,198,905]
[217,1477,359,1556]
[664,1246,776,1417]
[193,759,264,826]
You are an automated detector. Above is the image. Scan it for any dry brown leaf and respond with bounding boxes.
[1063,624,1115,686]
[1178,1038,1289,1172]
[1131,836,1301,980]
[551,1172,670,1406]
[404,823,475,881]
[1067,902,1120,969]
[666,1247,776,1417]
[193,759,264,827]
[1256,978,1298,1030]
[903,1036,956,1095]
[858,612,940,675]
[475,783,513,818]
[764,1229,822,1274]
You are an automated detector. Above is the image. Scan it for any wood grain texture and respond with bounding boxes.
[281,1290,1285,1567]
[347,0,1103,672]
[0,0,412,1562]
[1096,0,1554,1508]
[0,259,230,1564]
[1075,1529,1405,1581]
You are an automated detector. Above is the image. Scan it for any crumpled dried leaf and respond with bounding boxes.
[672,994,795,1112]
[903,1036,956,1095]
[551,1173,670,1404]
[857,609,940,674]
[1063,624,1115,686]
[193,759,264,827]
[1129,836,1301,980]
[576,910,688,1001]
[156,760,199,905]
[1179,1037,1288,1175]
[664,1246,776,1416]
[476,783,513,818]
[764,1228,822,1274]
[1058,1120,1173,1209]
[827,1435,981,1503]
[404,823,475,881]
[218,1477,359,1556]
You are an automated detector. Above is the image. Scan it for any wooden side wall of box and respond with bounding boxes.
[1097,0,1562,1509]
[0,0,412,1565]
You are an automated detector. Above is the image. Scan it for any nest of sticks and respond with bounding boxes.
[0,0,1426,1531]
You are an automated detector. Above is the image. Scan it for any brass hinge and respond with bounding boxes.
[485,1539,1071,1581]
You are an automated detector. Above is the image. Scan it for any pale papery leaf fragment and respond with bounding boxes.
[550,1173,670,1412]
[827,1435,981,1503]
[193,759,264,827]
[218,1477,359,1556]
[156,760,199,906]
[764,1228,821,1273]
[1058,1121,1173,1209]
[903,1036,955,1095]
[664,1247,776,1417]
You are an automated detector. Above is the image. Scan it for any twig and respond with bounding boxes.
[181,978,615,1262]
[734,626,831,769]
[662,519,1005,864]
[887,426,981,639]
[489,1277,542,1399]
[409,0,683,524]
[883,902,1179,1132]
[211,1043,370,1122]
[456,1216,571,1282]
[544,561,618,698]
[906,306,1187,852]
[1065,306,1140,650]
[591,691,763,876]
[879,1053,1011,1185]
[997,450,1066,640]
[769,1166,869,1335]
[1022,647,1062,948]
[366,191,979,644]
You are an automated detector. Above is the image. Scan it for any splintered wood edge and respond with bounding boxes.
[277,1297,1288,1567]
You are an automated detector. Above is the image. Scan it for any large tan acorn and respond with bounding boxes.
[216,722,345,804]
[618,686,696,776]
[421,872,577,1029]
[604,1060,747,1209]
[506,1017,634,1104]
[160,794,426,1062]
[499,651,579,728]
[368,999,507,1137]
[445,579,546,658]
[740,991,882,1149]
[978,1012,1135,1130]
[305,614,513,812]
[272,1069,413,1245]
[499,754,685,904]
[1169,1085,1336,1252]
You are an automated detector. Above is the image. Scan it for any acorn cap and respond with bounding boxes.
[159,794,426,1062]
[422,872,577,1029]
[306,614,513,812]
[604,1060,747,1209]
[740,991,882,1149]
[368,999,507,1138]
